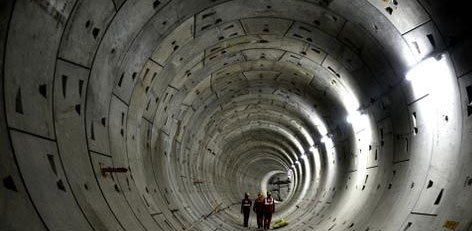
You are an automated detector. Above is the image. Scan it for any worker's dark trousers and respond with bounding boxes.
[256,212,264,228]
[264,212,272,229]
[243,210,250,227]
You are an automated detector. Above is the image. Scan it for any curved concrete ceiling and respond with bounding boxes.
[1,0,472,230]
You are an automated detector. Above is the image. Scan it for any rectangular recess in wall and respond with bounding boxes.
[412,112,418,134]
[47,154,57,176]
[61,75,68,98]
[405,138,409,153]
[434,188,444,205]
[15,88,23,114]
[466,85,472,116]
[78,80,84,97]
[39,84,47,98]
[404,222,412,230]
[426,34,436,48]
[3,175,18,192]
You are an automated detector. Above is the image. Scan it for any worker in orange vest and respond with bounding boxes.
[241,193,252,227]
[263,191,275,229]
[253,192,265,229]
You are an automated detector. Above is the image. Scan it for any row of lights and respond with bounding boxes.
[287,53,447,188]
[290,143,320,169]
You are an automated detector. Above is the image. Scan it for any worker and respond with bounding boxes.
[241,192,252,227]
[263,191,275,229]
[253,192,265,229]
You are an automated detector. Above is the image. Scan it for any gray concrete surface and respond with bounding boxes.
[1,0,472,230]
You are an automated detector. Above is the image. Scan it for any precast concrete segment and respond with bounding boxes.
[1,0,472,231]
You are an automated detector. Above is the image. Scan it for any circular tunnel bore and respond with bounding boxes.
[1,0,472,231]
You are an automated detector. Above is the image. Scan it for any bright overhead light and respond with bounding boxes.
[300,154,306,159]
[320,136,329,143]
[406,56,443,82]
[346,111,369,126]
[346,111,360,124]
[405,54,448,99]
[295,160,300,165]
[309,146,316,153]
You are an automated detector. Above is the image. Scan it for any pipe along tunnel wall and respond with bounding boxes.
[1,0,472,230]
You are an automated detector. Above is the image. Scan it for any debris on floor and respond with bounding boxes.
[272,219,288,229]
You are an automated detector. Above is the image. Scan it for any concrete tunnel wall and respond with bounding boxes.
[1,0,472,230]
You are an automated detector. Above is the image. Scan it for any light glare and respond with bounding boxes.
[406,56,440,82]
[320,136,329,143]
[309,146,316,153]
[405,55,448,99]
[346,111,360,124]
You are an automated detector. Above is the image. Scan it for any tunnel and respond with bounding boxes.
[1,0,472,230]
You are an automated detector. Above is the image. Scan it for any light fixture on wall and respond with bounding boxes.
[309,146,316,153]
[346,111,361,124]
[405,53,450,99]
[320,136,329,143]
[406,54,444,82]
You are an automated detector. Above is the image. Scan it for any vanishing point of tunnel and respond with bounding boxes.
[1,0,472,230]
